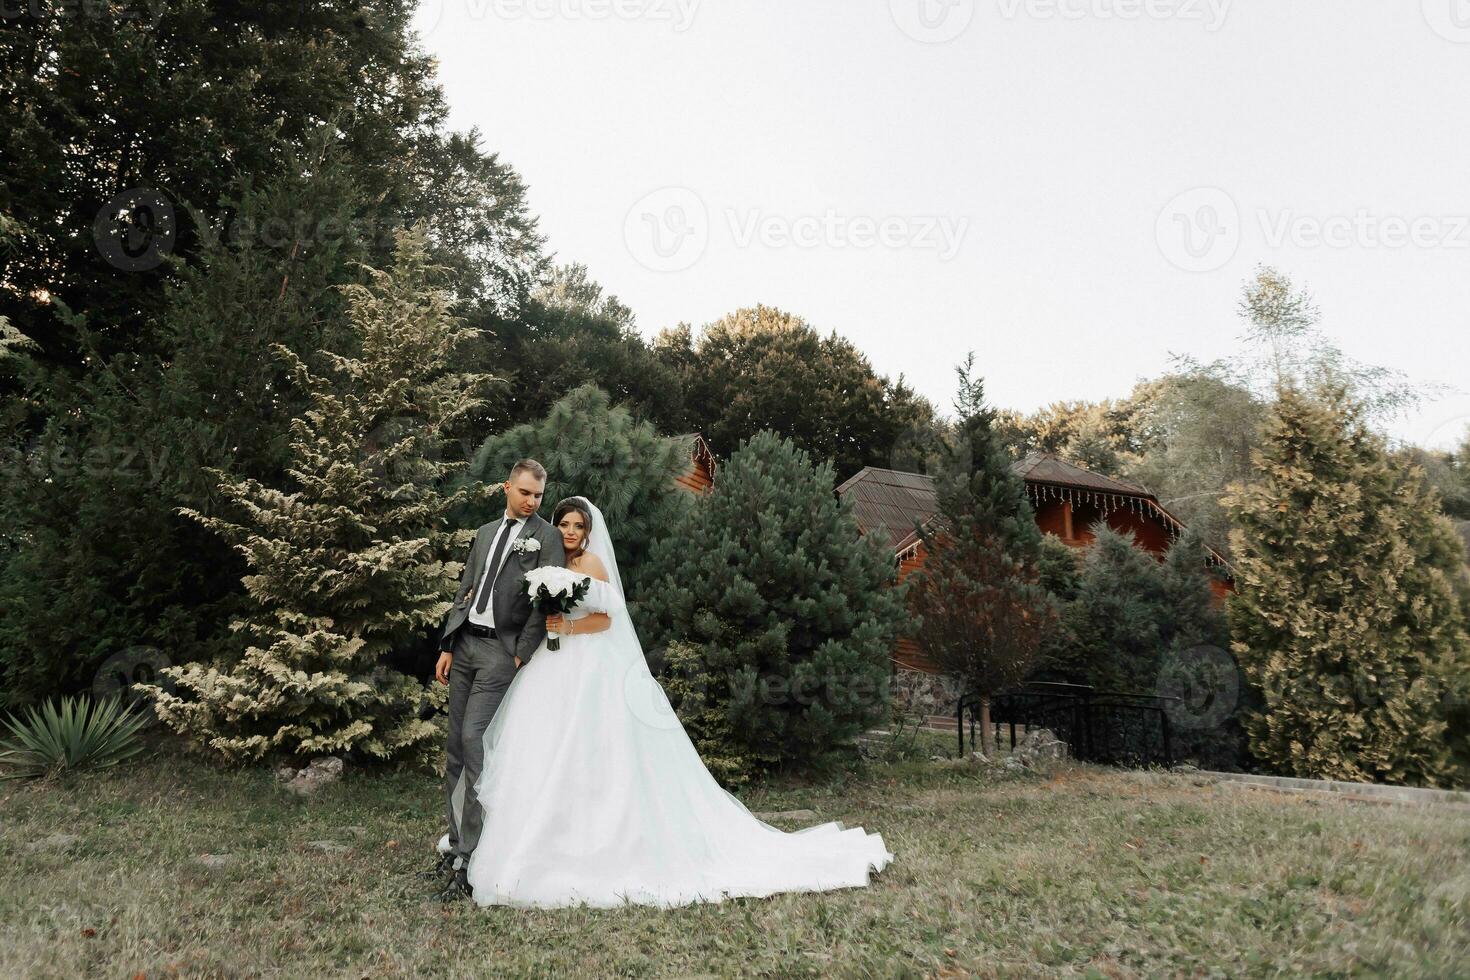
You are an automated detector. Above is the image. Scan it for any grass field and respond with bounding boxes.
[3,735,1468,978]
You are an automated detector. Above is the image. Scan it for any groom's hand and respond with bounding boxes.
[514,656,522,669]
[435,651,452,685]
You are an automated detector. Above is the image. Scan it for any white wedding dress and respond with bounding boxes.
[435,498,893,909]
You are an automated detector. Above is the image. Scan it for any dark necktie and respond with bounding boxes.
[474,519,519,615]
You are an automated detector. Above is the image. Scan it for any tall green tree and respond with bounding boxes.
[1225,385,1470,787]
[1123,371,1266,560]
[1399,433,1470,524]
[1031,527,1245,768]
[0,2,544,707]
[1157,530,1231,655]
[931,355,1044,560]
[1041,527,1227,692]
[480,264,688,430]
[1046,527,1170,692]
[460,383,693,604]
[138,227,491,764]
[908,358,1055,751]
[639,430,904,783]
[0,146,387,708]
[655,305,936,481]
[995,398,1143,477]
[2,0,541,378]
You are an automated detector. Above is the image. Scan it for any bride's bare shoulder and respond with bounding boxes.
[569,552,609,583]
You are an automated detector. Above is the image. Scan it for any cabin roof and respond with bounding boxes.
[835,452,1156,552]
[1010,452,1153,497]
[837,454,1231,573]
[835,466,942,552]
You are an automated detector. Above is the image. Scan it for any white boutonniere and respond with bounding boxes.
[510,537,541,555]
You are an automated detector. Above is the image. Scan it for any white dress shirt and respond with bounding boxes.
[467,513,522,629]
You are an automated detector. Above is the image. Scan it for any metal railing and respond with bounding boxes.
[957,681,1181,767]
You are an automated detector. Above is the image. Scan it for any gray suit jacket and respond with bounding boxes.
[439,512,566,666]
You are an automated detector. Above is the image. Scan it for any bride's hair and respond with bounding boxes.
[551,497,593,560]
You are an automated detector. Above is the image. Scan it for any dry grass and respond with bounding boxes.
[2,745,1468,978]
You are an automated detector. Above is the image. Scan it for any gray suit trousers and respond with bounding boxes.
[444,628,520,870]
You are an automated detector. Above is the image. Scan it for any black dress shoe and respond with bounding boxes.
[432,867,473,903]
[414,852,456,882]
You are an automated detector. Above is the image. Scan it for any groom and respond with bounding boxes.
[422,458,566,902]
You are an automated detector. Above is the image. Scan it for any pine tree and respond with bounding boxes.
[137,227,494,763]
[639,430,904,783]
[1157,530,1230,655]
[931,354,1044,561]
[906,526,1055,716]
[907,357,1055,751]
[1225,384,1469,787]
[0,146,381,709]
[1051,526,1168,692]
[1038,528,1229,693]
[0,5,543,709]
[1031,534,1084,683]
[460,383,693,605]
[1154,531,1249,770]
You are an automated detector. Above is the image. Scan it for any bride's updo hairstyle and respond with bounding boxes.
[551,497,594,561]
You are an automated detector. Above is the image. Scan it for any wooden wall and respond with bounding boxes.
[892,543,940,672]
[674,436,715,495]
[675,456,713,495]
[1032,498,1172,554]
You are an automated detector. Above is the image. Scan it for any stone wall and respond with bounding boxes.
[891,667,960,720]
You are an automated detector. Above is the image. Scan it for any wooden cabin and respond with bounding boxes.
[836,453,1233,677]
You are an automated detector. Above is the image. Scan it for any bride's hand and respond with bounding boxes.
[545,614,565,634]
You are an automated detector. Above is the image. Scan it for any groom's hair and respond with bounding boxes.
[508,458,547,483]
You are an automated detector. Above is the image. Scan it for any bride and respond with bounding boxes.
[435,495,894,909]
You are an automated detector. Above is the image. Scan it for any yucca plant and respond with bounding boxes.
[0,695,151,780]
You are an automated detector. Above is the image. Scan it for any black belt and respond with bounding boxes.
[465,623,497,638]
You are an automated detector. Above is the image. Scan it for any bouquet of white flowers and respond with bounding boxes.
[523,566,592,650]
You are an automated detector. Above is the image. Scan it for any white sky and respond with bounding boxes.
[412,0,1470,449]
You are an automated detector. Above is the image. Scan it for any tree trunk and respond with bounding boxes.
[980,696,994,756]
